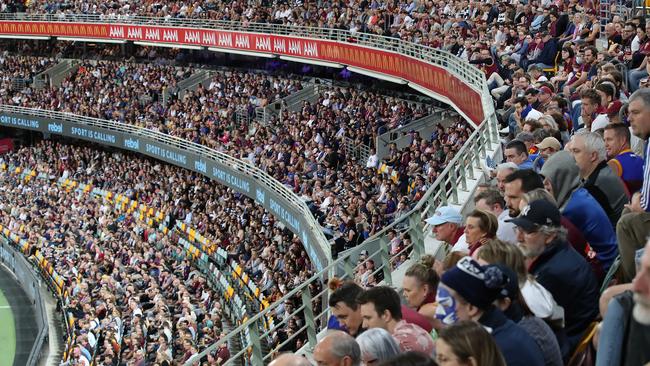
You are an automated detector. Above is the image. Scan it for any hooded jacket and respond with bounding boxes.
[540,151,618,270]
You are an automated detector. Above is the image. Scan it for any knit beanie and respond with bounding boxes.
[441,257,510,309]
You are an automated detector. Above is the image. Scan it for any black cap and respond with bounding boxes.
[506,199,561,231]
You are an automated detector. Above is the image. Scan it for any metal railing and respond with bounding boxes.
[0,13,485,95]
[183,111,498,365]
[376,110,457,160]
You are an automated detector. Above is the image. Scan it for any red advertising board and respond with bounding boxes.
[0,21,484,124]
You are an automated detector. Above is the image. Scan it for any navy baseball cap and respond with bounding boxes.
[506,199,561,232]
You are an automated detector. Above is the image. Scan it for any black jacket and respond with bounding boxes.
[529,239,599,350]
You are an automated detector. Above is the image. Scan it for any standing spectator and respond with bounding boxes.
[436,321,506,366]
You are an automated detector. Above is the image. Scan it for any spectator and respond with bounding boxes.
[578,88,609,132]
[424,206,465,251]
[540,150,619,271]
[473,189,518,244]
[463,209,498,257]
[528,32,558,70]
[402,256,440,329]
[569,130,628,227]
[357,286,435,355]
[504,140,536,170]
[535,137,562,160]
[506,199,599,351]
[313,331,361,366]
[439,257,545,366]
[495,163,519,194]
[603,123,645,194]
[436,321,506,366]
[491,264,565,366]
[328,279,365,337]
[617,88,650,283]
[475,239,566,344]
[503,169,545,217]
[356,328,402,365]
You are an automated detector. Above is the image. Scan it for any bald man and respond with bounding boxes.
[269,353,313,366]
[313,331,361,366]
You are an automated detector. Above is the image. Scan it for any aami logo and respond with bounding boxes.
[194,159,207,173]
[124,138,140,150]
[48,123,63,133]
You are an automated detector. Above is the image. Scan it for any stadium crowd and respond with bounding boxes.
[0,142,232,366]
[0,0,650,364]
[0,55,469,249]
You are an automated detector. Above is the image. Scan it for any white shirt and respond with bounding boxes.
[590,114,609,131]
[451,234,468,253]
[366,154,379,168]
[521,279,565,323]
[497,210,518,244]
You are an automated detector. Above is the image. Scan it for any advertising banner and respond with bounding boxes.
[0,112,328,271]
[0,21,484,124]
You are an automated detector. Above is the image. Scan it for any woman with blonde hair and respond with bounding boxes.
[436,321,506,366]
[402,255,440,328]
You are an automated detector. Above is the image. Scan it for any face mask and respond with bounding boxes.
[575,56,583,65]
[435,286,459,325]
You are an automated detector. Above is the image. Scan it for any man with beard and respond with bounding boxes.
[507,199,599,352]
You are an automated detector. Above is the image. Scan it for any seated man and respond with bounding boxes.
[313,331,361,366]
[541,151,619,272]
[357,286,435,355]
[569,130,628,228]
[425,206,466,252]
[603,123,644,194]
[507,199,599,351]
